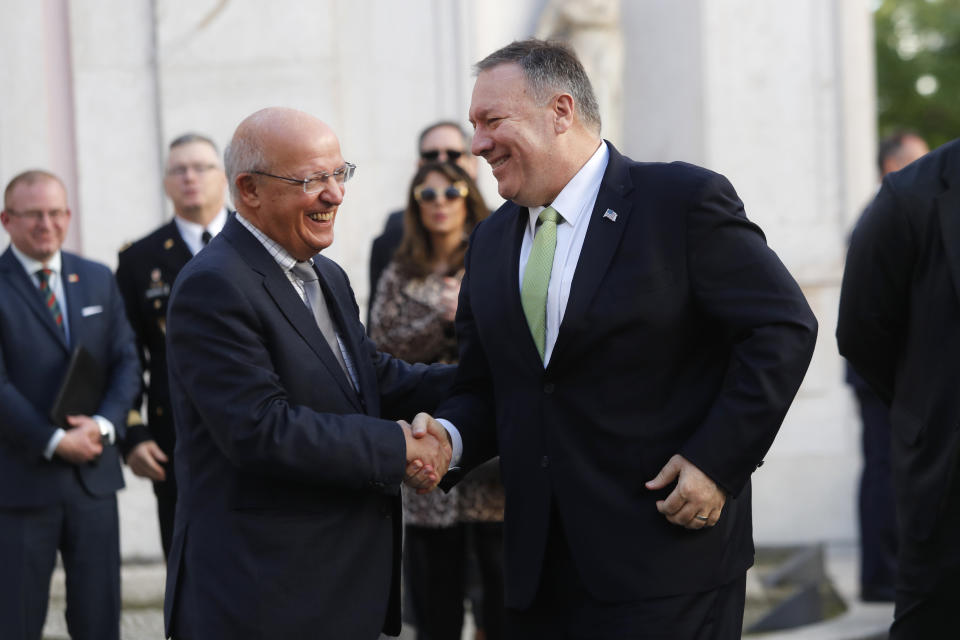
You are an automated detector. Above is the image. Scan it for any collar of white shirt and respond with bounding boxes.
[9,243,63,282]
[526,141,609,233]
[174,206,229,255]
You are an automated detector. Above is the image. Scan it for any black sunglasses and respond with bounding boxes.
[420,149,464,162]
[414,182,469,203]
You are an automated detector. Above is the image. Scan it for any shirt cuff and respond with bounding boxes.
[93,415,116,445]
[435,418,462,468]
[44,428,67,460]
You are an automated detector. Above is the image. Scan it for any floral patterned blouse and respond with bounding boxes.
[370,261,505,527]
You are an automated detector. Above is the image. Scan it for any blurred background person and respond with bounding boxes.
[115,132,230,559]
[845,129,928,603]
[369,161,503,640]
[368,121,478,325]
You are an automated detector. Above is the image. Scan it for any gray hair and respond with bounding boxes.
[475,39,601,134]
[223,134,267,203]
[169,132,219,154]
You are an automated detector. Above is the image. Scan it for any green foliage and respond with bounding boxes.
[875,0,960,149]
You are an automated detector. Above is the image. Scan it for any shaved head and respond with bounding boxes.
[225,107,348,260]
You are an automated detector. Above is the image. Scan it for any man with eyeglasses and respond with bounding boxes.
[368,120,479,323]
[162,107,456,640]
[114,132,230,559]
[0,170,140,640]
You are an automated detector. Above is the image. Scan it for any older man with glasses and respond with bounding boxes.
[115,132,231,559]
[161,107,457,640]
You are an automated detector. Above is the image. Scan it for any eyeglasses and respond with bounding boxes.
[251,163,356,193]
[414,182,469,204]
[5,209,68,222]
[420,149,464,162]
[167,163,221,177]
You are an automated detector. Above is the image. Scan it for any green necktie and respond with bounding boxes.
[521,206,562,360]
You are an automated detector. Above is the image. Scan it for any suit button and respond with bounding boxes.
[155,407,164,416]
[541,456,549,468]
[543,383,555,394]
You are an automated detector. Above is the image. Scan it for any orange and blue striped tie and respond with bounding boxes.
[36,268,64,331]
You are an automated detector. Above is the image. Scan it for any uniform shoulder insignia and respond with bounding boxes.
[163,238,175,250]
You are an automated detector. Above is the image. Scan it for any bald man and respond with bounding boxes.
[162,107,455,639]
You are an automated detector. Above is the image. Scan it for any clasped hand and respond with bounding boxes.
[54,415,103,464]
[399,412,452,494]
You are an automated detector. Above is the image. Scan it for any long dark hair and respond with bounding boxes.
[393,162,489,278]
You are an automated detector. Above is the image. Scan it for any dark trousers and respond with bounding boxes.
[855,387,898,601]
[404,522,505,640]
[890,459,960,639]
[0,480,120,640]
[506,510,745,640]
[153,457,178,559]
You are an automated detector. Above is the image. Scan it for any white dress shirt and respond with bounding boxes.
[8,244,116,458]
[174,206,229,256]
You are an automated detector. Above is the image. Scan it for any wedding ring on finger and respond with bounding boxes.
[695,514,709,522]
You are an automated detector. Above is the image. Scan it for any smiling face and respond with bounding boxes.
[416,170,469,240]
[1,177,71,263]
[241,114,346,261]
[469,63,563,207]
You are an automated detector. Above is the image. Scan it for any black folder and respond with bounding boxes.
[49,346,105,429]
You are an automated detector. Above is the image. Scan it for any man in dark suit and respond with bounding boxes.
[163,107,455,639]
[838,137,960,638]
[844,130,927,603]
[368,120,478,323]
[0,170,140,640]
[423,40,817,638]
[115,132,230,558]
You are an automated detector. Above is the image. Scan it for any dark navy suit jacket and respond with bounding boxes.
[437,143,818,607]
[163,216,453,639]
[0,247,139,507]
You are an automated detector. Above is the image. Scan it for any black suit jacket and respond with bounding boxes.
[115,218,194,457]
[437,143,817,607]
[838,138,960,566]
[0,248,140,507]
[162,216,453,639]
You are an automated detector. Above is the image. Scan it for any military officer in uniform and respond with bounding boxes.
[115,132,230,557]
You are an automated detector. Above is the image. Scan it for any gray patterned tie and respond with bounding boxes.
[290,262,351,383]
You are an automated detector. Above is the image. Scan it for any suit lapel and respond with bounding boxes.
[550,144,634,367]
[500,204,542,365]
[313,260,369,405]
[0,249,70,352]
[221,219,362,410]
[160,219,194,271]
[61,253,85,349]
[937,148,960,304]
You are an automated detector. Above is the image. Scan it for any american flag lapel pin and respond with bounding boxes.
[603,209,618,222]
[67,273,79,283]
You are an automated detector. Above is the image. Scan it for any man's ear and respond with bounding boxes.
[553,93,575,134]
[234,174,261,208]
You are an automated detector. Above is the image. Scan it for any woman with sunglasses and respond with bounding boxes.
[370,161,504,640]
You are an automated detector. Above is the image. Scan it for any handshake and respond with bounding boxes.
[399,412,452,494]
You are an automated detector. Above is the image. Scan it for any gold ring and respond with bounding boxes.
[695,514,709,521]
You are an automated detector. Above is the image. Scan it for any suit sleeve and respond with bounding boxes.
[166,266,412,490]
[677,172,818,496]
[0,343,58,457]
[836,177,914,405]
[435,235,501,474]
